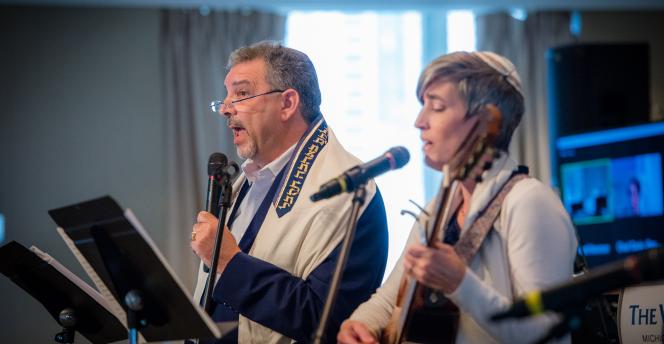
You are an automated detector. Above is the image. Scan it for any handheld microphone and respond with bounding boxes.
[206,153,227,217]
[310,146,410,202]
[201,154,240,310]
[491,247,664,321]
[202,153,227,274]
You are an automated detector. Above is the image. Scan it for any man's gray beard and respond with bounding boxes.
[236,141,257,161]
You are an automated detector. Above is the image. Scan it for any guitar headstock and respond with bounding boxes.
[443,104,503,186]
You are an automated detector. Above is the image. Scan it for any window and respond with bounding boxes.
[447,10,476,53]
[287,10,475,276]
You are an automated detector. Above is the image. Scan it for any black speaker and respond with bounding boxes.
[547,43,650,137]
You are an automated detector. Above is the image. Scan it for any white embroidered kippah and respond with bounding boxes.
[473,51,524,97]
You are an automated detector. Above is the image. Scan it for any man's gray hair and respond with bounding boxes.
[416,51,525,151]
[228,41,322,123]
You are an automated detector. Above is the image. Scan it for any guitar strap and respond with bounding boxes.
[382,168,530,344]
[453,169,529,265]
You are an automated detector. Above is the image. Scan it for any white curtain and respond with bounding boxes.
[160,9,285,288]
[476,12,572,184]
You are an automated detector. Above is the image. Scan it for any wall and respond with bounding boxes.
[1,6,662,343]
[0,6,164,342]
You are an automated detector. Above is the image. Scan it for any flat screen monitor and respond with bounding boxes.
[556,121,664,267]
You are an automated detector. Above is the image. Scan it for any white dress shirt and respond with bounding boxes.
[229,145,295,241]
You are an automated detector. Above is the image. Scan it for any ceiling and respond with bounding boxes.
[2,0,664,12]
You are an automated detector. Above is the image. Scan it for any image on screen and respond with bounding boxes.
[561,159,613,225]
[561,153,663,225]
[555,122,664,267]
[610,153,663,219]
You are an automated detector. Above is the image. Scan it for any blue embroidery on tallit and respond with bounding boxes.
[274,118,328,217]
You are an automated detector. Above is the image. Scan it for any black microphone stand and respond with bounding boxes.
[203,169,235,314]
[312,184,367,344]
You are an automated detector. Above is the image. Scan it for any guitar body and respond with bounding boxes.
[401,286,459,343]
[382,249,459,344]
[381,105,503,344]
[381,198,460,344]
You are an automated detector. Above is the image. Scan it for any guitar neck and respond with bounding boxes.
[427,179,458,246]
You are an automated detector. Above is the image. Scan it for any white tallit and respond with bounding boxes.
[194,119,378,343]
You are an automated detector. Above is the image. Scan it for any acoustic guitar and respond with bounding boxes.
[382,105,503,344]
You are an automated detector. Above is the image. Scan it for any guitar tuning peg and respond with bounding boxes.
[483,161,493,170]
[475,175,483,183]
[400,199,430,222]
[400,209,419,220]
[401,202,430,245]
[408,199,429,216]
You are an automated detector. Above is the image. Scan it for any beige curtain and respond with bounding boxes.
[160,9,285,288]
[476,12,572,184]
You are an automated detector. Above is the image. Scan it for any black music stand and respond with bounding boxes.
[48,196,227,343]
[0,241,126,344]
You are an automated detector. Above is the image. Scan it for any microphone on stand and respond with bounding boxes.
[310,146,410,202]
[491,247,664,321]
[206,153,227,217]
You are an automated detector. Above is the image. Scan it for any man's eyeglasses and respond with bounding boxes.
[210,89,285,113]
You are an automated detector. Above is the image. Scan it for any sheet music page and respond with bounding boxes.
[56,226,148,342]
[29,245,120,319]
[124,209,222,338]
[55,227,129,321]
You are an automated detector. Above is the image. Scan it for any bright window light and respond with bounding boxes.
[287,11,424,276]
[447,10,476,52]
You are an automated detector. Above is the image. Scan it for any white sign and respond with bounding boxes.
[619,284,664,344]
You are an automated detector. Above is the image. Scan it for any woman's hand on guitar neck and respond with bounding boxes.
[403,242,466,294]
[337,320,379,344]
